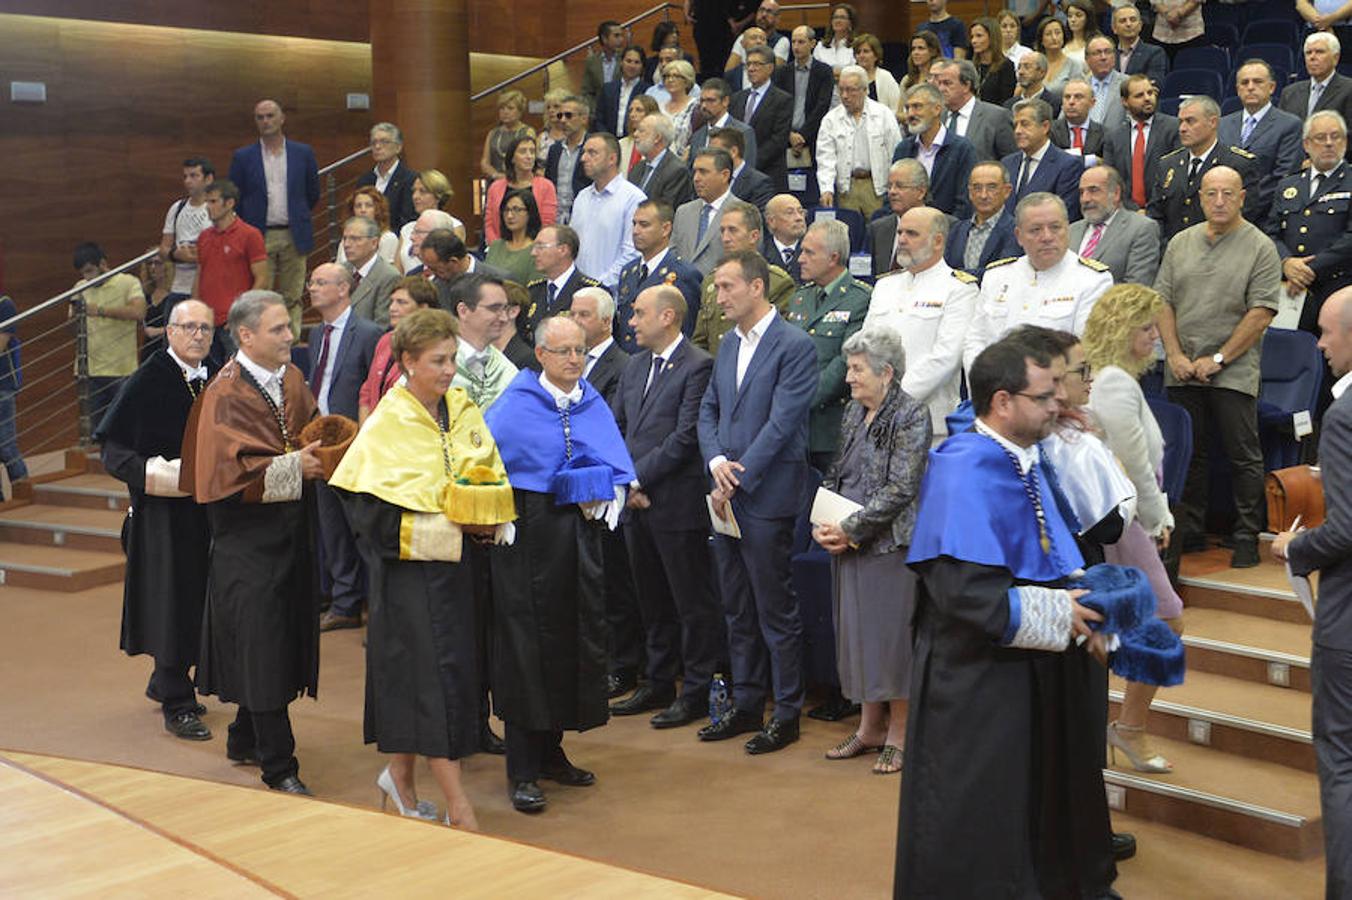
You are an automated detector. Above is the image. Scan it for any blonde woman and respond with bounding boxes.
[397,169,465,273]
[1083,284,1186,775]
[853,34,900,115]
[659,59,700,159]
[538,89,571,158]
[481,89,536,181]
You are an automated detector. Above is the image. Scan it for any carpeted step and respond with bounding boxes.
[0,505,124,554]
[0,541,124,591]
[1183,607,1312,692]
[32,474,128,512]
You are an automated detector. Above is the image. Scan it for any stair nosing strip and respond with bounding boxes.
[1182,635,1311,668]
[0,520,122,537]
[0,563,81,576]
[35,485,128,499]
[1108,689,1312,743]
[1180,574,1299,602]
[1102,770,1310,827]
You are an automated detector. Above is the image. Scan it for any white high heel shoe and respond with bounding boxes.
[376,765,439,820]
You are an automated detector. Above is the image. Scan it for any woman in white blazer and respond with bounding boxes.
[1084,284,1185,775]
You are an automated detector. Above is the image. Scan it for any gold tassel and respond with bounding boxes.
[441,467,516,526]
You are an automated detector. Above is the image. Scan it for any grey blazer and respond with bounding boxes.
[1068,210,1160,285]
[822,382,932,555]
[963,100,1017,162]
[671,196,729,276]
[348,255,401,327]
[1289,390,1352,650]
[1087,70,1128,130]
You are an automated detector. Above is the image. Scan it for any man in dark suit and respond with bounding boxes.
[762,193,806,282]
[935,60,1016,162]
[229,99,320,337]
[1280,32,1352,162]
[689,78,759,165]
[1274,288,1352,896]
[521,224,603,345]
[418,230,510,310]
[946,161,1022,281]
[340,216,400,326]
[1147,95,1260,249]
[1069,165,1161,285]
[355,122,418,232]
[1265,112,1352,338]
[1004,52,1061,120]
[595,48,652,138]
[543,95,592,223]
[1003,98,1083,220]
[894,82,976,219]
[1051,80,1106,159]
[870,159,932,277]
[1103,74,1180,211]
[628,113,695,210]
[1112,5,1166,88]
[1219,60,1305,224]
[710,127,775,213]
[580,21,626,107]
[306,263,384,632]
[773,26,835,167]
[731,46,793,190]
[616,200,703,351]
[610,284,725,727]
[697,249,817,754]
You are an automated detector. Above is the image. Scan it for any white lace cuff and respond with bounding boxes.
[1003,586,1073,652]
[145,456,189,498]
[261,452,303,503]
[399,512,463,562]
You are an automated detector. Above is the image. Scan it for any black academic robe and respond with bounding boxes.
[896,557,1116,899]
[95,350,212,667]
[339,491,480,760]
[489,489,609,732]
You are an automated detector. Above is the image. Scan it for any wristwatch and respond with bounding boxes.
[1212,352,1226,367]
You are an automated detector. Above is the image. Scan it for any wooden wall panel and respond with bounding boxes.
[0,0,372,43]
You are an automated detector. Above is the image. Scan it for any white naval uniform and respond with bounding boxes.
[865,259,978,436]
[962,250,1113,373]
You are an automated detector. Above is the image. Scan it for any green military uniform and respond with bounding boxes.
[521,268,602,346]
[784,269,871,463]
[691,263,795,351]
[1146,143,1260,250]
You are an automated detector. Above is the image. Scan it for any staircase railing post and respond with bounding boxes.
[326,171,339,261]
[74,296,91,448]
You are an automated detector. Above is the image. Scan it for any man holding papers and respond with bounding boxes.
[697,249,817,754]
[811,326,930,775]
[1273,287,1352,897]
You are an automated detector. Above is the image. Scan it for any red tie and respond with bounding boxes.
[1132,122,1147,208]
[1082,223,1105,257]
[1073,126,1084,151]
[309,324,333,397]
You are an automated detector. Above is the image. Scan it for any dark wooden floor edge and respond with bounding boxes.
[0,753,295,898]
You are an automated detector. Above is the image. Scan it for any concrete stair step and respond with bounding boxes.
[1183,607,1312,693]
[0,541,124,590]
[1103,735,1322,860]
[0,504,124,553]
[31,474,128,511]
[1109,669,1313,772]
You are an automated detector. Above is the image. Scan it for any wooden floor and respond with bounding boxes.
[1,752,729,898]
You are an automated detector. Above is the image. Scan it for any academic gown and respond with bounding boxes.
[330,385,516,758]
[483,371,636,733]
[896,432,1116,900]
[179,359,320,711]
[95,350,214,667]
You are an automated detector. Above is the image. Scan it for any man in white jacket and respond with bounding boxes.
[816,65,903,218]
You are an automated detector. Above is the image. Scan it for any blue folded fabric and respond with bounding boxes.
[1071,563,1186,687]
[549,454,616,505]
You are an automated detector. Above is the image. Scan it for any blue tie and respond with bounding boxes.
[697,203,714,245]
[1240,115,1256,147]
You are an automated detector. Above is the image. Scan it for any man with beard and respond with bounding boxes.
[868,161,934,278]
[1068,165,1161,285]
[1103,75,1180,211]
[892,83,976,219]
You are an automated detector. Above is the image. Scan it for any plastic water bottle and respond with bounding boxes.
[708,673,732,725]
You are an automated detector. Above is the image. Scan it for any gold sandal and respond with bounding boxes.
[872,744,903,775]
[825,734,882,760]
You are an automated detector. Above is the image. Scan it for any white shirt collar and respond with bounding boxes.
[550,265,577,294]
[538,371,584,407]
[975,418,1040,474]
[1190,140,1217,164]
[647,147,668,168]
[735,305,778,344]
[1025,140,1049,164]
[732,161,746,181]
[1316,72,1336,89]
[714,112,732,128]
[774,236,798,254]
[236,349,286,388]
[588,335,615,362]
[323,305,353,332]
[655,332,684,361]
[924,123,948,149]
[1334,371,1352,400]
[167,346,208,381]
[643,246,671,269]
[958,95,977,119]
[354,253,378,277]
[1244,102,1272,123]
[708,189,732,211]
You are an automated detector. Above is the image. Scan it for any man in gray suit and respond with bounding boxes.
[1219,60,1304,224]
[934,59,1016,162]
[1068,165,1160,285]
[688,78,758,168]
[1279,32,1352,162]
[1273,286,1352,898]
[340,216,400,326]
[672,147,736,276]
[628,114,695,210]
[1084,36,1127,129]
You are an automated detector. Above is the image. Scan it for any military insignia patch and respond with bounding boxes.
[1283,187,1298,200]
[528,302,537,318]
[664,270,678,285]
[1164,168,1174,189]
[470,431,483,448]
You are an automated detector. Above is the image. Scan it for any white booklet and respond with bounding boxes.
[706,494,742,538]
[1286,560,1316,621]
[810,486,863,527]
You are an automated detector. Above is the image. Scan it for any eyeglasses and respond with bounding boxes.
[556,111,577,119]
[541,346,587,358]
[478,303,510,317]
[533,241,560,250]
[369,138,396,147]
[308,278,343,288]
[1309,132,1344,144]
[1015,390,1059,407]
[1067,363,1093,381]
[171,323,214,336]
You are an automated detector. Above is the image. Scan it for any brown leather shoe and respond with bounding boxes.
[319,610,362,632]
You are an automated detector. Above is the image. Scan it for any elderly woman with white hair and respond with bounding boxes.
[812,326,931,775]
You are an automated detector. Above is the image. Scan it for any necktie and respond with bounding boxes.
[309,324,333,396]
[640,163,656,191]
[783,247,794,264]
[697,203,714,245]
[1312,172,1325,200]
[1240,115,1256,147]
[947,109,959,133]
[1132,122,1147,208]
[351,270,363,293]
[639,263,649,283]
[1082,222,1105,257]
[547,282,558,310]
[1018,155,1034,194]
[643,355,664,400]
[745,89,760,121]
[1072,126,1084,150]
[1310,81,1325,116]
[1187,157,1202,193]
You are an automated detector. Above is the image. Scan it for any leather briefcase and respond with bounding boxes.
[1266,465,1325,530]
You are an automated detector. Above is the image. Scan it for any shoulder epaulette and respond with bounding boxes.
[1077,256,1111,273]
[1160,146,1187,159]
[984,256,1019,269]
[769,263,790,277]
[950,268,978,284]
[579,276,601,286]
[1227,146,1257,160]
[527,278,546,287]
[849,278,872,290]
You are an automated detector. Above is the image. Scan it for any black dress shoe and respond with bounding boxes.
[510,780,547,812]
[697,709,763,741]
[806,688,861,722]
[480,725,506,755]
[607,672,638,698]
[1231,540,1260,569]
[540,761,596,786]
[746,715,800,754]
[651,696,709,729]
[146,688,206,717]
[269,775,312,795]
[611,683,676,716]
[1111,831,1137,861]
[164,711,212,741]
